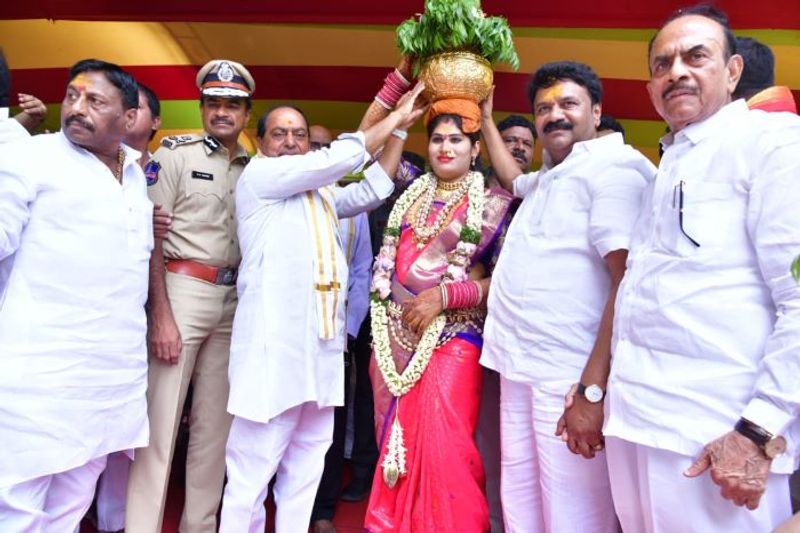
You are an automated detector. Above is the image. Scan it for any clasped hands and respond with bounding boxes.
[556,384,771,510]
[400,287,443,335]
[555,383,605,459]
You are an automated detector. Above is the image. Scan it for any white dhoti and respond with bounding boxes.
[219,402,334,533]
[0,455,107,532]
[96,451,130,531]
[606,436,791,532]
[499,376,618,533]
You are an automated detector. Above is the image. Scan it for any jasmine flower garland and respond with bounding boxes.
[369,171,485,488]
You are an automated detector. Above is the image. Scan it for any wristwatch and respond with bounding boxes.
[577,383,605,403]
[734,418,787,459]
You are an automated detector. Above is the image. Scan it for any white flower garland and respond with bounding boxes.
[370,170,485,488]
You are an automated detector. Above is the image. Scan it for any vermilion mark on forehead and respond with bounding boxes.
[70,73,94,91]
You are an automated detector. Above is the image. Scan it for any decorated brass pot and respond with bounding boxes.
[418,51,493,103]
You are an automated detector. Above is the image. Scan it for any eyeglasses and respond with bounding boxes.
[672,180,700,248]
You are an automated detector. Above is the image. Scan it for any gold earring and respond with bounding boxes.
[471,156,477,167]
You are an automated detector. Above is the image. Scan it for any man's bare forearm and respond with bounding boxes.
[148,240,173,317]
[580,249,628,387]
[482,118,522,193]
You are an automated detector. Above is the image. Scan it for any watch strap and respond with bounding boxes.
[734,418,772,447]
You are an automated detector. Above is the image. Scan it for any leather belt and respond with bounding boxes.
[165,259,237,286]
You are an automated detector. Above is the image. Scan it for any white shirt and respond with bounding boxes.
[0,131,152,487]
[228,132,393,424]
[481,133,655,388]
[340,212,372,339]
[0,107,30,145]
[605,100,800,473]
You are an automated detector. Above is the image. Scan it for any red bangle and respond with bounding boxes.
[444,281,481,309]
[375,69,411,109]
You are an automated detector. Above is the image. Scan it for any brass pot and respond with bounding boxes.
[418,51,493,103]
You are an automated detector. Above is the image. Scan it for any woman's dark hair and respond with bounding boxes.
[68,59,139,110]
[426,113,480,144]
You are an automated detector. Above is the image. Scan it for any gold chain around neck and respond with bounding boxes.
[113,148,125,183]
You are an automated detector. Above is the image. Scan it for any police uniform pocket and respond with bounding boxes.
[185,175,226,223]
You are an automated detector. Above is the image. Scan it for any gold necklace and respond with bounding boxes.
[113,148,125,183]
[436,175,469,191]
[410,173,471,246]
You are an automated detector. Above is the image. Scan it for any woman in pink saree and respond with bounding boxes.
[365,108,514,532]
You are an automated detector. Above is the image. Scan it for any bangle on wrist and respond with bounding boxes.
[374,96,392,110]
[391,129,408,141]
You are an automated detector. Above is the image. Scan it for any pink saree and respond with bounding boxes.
[364,188,514,533]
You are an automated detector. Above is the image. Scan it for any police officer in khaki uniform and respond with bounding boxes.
[126,59,254,533]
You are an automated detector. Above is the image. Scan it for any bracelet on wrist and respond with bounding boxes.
[391,129,408,141]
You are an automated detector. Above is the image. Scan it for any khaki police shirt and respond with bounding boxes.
[146,133,248,268]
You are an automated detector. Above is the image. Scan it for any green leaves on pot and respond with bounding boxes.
[396,0,520,72]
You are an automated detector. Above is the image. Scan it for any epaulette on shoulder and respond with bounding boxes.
[161,134,204,150]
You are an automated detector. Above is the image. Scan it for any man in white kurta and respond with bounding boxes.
[479,62,655,533]
[220,96,422,532]
[0,60,151,531]
[604,8,800,531]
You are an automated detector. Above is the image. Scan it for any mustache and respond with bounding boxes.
[65,115,94,131]
[663,81,698,99]
[511,148,528,161]
[211,118,234,125]
[543,120,573,134]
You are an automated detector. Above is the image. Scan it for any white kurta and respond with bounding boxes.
[0,108,30,145]
[0,131,152,488]
[605,100,800,473]
[482,133,655,386]
[228,132,392,424]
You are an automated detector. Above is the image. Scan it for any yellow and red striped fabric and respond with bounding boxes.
[2,7,799,162]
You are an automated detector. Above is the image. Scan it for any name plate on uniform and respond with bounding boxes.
[191,171,214,181]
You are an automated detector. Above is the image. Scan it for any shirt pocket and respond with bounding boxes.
[126,198,154,260]
[185,174,227,223]
[543,184,590,239]
[656,180,742,257]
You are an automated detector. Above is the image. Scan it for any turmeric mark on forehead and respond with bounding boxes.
[539,85,564,103]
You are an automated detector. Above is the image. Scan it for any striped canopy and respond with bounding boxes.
[2,1,798,161]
